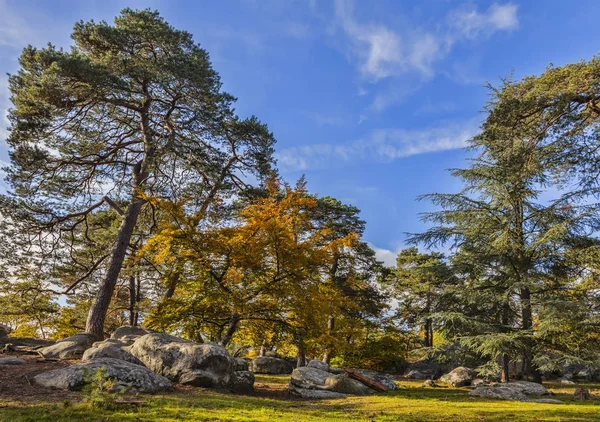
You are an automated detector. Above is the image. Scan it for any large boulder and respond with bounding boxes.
[324,373,374,395]
[403,358,445,380]
[439,367,474,387]
[111,326,150,345]
[82,339,145,366]
[307,360,330,372]
[250,356,293,374]
[130,333,233,388]
[469,382,549,401]
[288,383,348,399]
[37,333,97,359]
[469,384,529,401]
[33,358,172,393]
[229,370,255,393]
[234,358,249,371]
[290,366,331,389]
[353,369,397,391]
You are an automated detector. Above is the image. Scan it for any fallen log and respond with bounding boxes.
[343,368,389,392]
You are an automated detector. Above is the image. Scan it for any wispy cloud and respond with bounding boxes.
[304,112,345,126]
[334,0,519,82]
[276,118,479,171]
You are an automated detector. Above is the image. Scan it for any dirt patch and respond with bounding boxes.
[0,353,80,403]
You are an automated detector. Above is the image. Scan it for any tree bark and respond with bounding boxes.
[323,315,335,364]
[296,331,306,368]
[128,274,136,326]
[520,287,542,382]
[219,313,241,347]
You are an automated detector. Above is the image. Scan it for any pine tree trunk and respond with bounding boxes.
[520,287,542,382]
[296,331,306,368]
[128,274,136,326]
[85,196,145,337]
[323,315,335,363]
[85,98,153,338]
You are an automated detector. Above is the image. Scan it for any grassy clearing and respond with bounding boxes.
[2,377,600,422]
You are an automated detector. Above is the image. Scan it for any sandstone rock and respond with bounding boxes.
[511,381,549,396]
[353,369,397,391]
[288,383,347,399]
[439,367,473,387]
[0,357,26,365]
[110,326,149,344]
[234,358,249,371]
[472,378,488,387]
[469,384,529,401]
[307,360,330,372]
[290,366,331,389]
[37,333,97,359]
[421,379,437,387]
[33,358,172,393]
[559,377,575,384]
[229,370,255,393]
[324,373,374,395]
[130,333,233,388]
[405,370,429,380]
[82,339,145,366]
[403,358,444,379]
[250,356,293,374]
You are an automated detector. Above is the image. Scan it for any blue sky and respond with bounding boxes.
[1,0,599,265]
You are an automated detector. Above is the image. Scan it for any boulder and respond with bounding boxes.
[421,379,437,387]
[250,356,293,374]
[234,358,249,372]
[403,358,444,380]
[130,333,233,388]
[37,333,97,359]
[439,367,473,387]
[229,370,255,393]
[33,358,172,393]
[307,360,330,372]
[82,339,145,366]
[290,366,331,389]
[0,357,26,365]
[288,383,347,399]
[353,369,397,391]
[0,336,54,348]
[111,326,150,344]
[511,381,549,396]
[469,384,529,401]
[472,378,488,387]
[404,370,430,380]
[325,373,374,395]
[559,377,575,384]
[469,382,549,401]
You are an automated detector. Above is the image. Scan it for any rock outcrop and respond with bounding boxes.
[37,333,97,359]
[469,381,549,402]
[82,339,145,366]
[33,358,172,393]
[129,333,245,391]
[439,367,474,387]
[250,356,294,374]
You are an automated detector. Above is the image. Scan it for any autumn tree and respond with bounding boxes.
[0,9,275,337]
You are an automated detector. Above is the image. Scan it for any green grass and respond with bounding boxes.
[2,376,600,422]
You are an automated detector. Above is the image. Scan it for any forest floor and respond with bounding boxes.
[2,354,600,421]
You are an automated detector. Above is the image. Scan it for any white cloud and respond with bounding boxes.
[369,243,402,267]
[449,3,519,39]
[334,0,519,82]
[276,118,479,172]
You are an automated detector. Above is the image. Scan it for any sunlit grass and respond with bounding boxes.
[2,377,600,422]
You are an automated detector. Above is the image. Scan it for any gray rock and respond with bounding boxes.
[288,383,348,399]
[439,367,473,387]
[421,379,437,387]
[234,358,249,372]
[511,381,549,396]
[250,356,293,374]
[307,360,331,372]
[325,373,374,395]
[559,377,575,384]
[82,339,145,366]
[0,357,26,365]
[469,384,530,401]
[290,366,331,389]
[37,333,97,359]
[33,358,172,393]
[0,336,54,348]
[405,370,429,380]
[354,369,398,391]
[472,378,488,387]
[130,333,233,388]
[110,326,149,344]
[229,370,255,393]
